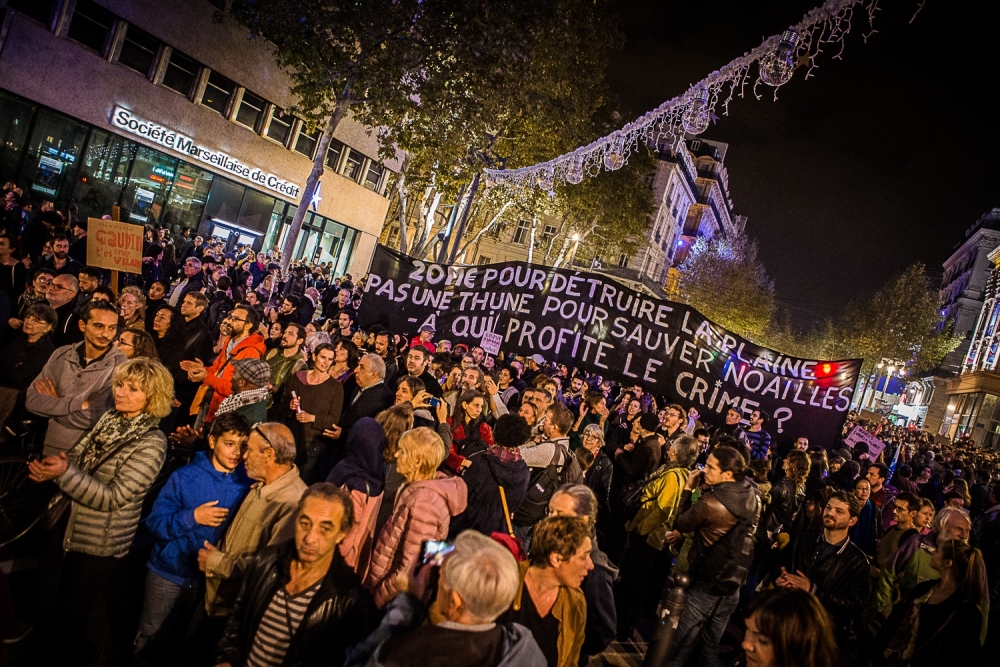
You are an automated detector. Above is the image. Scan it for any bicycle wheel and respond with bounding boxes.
[0,456,57,548]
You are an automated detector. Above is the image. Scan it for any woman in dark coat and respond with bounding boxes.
[0,303,57,430]
[448,414,530,539]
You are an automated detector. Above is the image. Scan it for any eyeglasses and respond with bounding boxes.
[227,316,248,325]
[116,340,134,348]
[48,283,72,292]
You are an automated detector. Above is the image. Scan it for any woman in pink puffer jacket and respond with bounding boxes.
[365,426,468,608]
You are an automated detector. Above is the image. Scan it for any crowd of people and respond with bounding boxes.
[0,190,998,667]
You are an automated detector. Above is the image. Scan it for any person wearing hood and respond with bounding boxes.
[547,485,618,667]
[182,304,266,424]
[449,414,532,538]
[328,418,387,579]
[365,427,468,608]
[137,413,253,654]
[348,530,546,667]
[663,445,762,667]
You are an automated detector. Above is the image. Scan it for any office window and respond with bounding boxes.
[7,0,58,26]
[325,140,344,170]
[541,224,556,244]
[512,219,530,245]
[162,50,199,97]
[118,25,160,77]
[266,107,293,145]
[67,0,116,54]
[363,162,385,191]
[294,123,320,158]
[234,90,265,130]
[478,256,492,265]
[73,129,137,221]
[201,71,236,115]
[342,149,364,181]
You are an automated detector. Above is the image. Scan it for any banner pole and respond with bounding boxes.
[111,206,121,295]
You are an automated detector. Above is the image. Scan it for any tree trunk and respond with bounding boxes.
[551,234,573,268]
[437,183,466,264]
[396,173,409,253]
[457,200,512,258]
[280,101,348,273]
[446,172,480,264]
[527,213,538,264]
[411,189,442,259]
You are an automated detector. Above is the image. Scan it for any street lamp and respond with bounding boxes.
[568,233,582,267]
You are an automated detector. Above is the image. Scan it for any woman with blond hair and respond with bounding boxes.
[365,427,467,608]
[26,358,173,663]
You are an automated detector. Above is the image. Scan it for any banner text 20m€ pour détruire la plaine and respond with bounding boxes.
[358,247,861,447]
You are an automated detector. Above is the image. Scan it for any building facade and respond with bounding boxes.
[395,137,745,294]
[937,208,1000,375]
[0,0,398,276]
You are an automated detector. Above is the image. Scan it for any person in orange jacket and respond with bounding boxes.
[182,303,266,425]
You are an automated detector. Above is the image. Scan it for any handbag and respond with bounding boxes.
[39,429,152,531]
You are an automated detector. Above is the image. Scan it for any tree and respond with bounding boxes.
[676,233,775,341]
[829,263,962,374]
[370,0,623,261]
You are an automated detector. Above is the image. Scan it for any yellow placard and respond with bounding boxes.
[86,217,143,274]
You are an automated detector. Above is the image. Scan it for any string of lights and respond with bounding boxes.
[483,0,889,194]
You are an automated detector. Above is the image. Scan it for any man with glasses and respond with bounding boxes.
[46,274,82,347]
[168,257,206,307]
[182,305,266,424]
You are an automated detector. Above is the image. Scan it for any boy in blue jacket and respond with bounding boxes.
[136,412,253,654]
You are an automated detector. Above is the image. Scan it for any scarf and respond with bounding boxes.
[327,417,387,495]
[215,387,269,417]
[78,410,158,471]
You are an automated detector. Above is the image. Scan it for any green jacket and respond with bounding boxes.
[625,464,690,550]
[265,348,307,408]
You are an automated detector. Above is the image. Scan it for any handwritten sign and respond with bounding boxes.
[845,425,886,461]
[480,331,503,356]
[87,217,143,274]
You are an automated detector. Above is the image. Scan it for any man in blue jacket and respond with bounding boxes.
[136,412,253,654]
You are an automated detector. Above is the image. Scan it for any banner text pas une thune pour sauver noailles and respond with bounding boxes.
[358,247,861,446]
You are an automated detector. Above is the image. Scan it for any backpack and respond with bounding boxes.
[207,293,234,336]
[514,441,581,527]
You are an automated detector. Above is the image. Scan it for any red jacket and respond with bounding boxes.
[197,332,266,420]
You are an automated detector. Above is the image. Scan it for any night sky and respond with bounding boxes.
[606,0,1000,327]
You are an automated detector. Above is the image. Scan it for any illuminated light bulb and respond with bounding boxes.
[603,134,626,171]
[537,166,554,192]
[681,88,710,135]
[759,30,799,87]
[566,155,585,184]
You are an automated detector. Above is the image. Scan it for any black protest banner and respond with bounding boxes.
[359,246,861,446]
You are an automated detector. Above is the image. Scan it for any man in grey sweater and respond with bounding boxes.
[25,300,126,455]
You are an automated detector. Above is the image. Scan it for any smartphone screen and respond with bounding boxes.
[420,540,454,565]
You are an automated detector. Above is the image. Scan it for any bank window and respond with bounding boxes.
[294,123,320,158]
[201,71,236,115]
[20,109,89,203]
[7,0,58,26]
[161,161,214,232]
[325,140,344,171]
[118,25,160,78]
[0,91,36,183]
[73,129,137,221]
[162,50,200,98]
[235,91,265,131]
[121,147,178,224]
[67,0,117,55]
[342,149,364,181]
[266,107,293,145]
[363,162,385,191]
